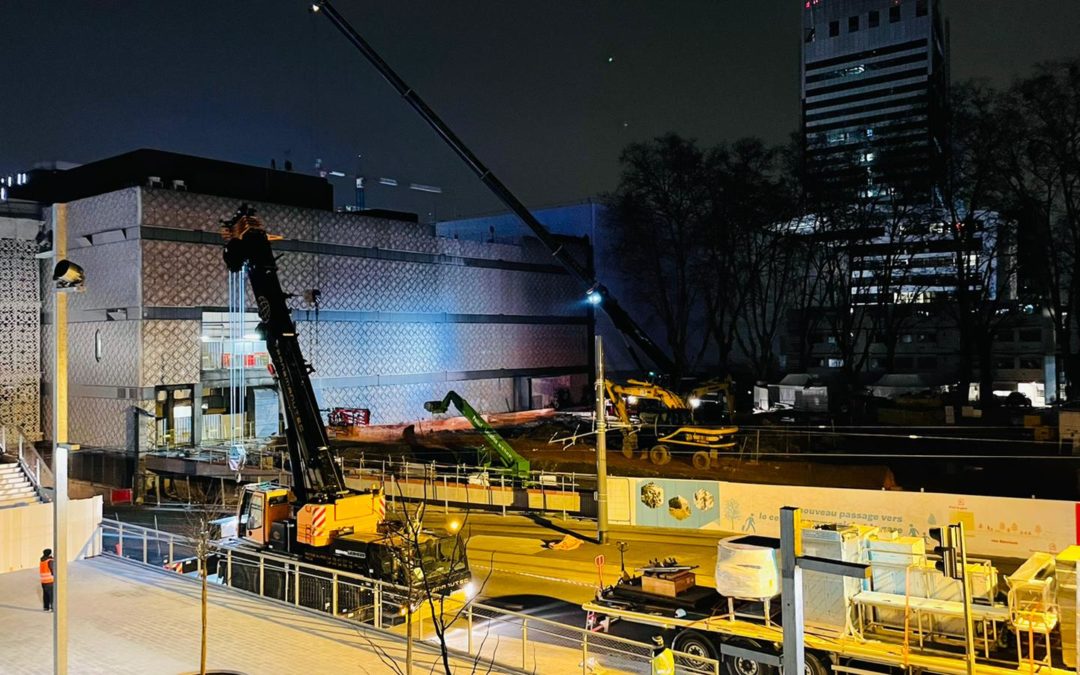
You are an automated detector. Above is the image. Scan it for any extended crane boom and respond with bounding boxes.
[310,0,676,375]
[221,205,346,504]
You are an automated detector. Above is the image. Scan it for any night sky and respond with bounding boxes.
[2,1,1078,219]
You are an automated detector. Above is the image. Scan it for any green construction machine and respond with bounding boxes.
[423,391,531,480]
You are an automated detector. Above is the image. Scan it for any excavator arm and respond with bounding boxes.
[424,391,530,478]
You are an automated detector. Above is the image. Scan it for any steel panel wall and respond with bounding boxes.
[317,377,515,426]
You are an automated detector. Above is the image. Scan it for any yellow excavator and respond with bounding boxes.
[604,379,738,469]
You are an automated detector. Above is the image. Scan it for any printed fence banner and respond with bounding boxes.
[633,478,720,529]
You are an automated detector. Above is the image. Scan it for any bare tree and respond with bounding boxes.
[178,484,231,675]
[607,134,712,380]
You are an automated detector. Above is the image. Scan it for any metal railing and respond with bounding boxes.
[98,518,718,674]
[1,425,53,501]
[343,455,587,491]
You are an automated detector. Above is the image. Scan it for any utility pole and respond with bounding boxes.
[51,203,72,675]
[956,522,977,675]
[595,336,608,544]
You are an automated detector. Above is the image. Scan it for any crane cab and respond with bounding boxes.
[238,483,293,550]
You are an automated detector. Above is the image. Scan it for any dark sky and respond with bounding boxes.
[1,1,1078,219]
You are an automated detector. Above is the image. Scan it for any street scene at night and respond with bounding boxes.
[2,1,1080,673]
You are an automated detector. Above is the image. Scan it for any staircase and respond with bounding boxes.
[0,461,39,508]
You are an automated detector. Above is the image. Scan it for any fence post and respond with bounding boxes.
[331,573,338,615]
[168,537,174,567]
[117,521,124,557]
[142,529,148,564]
[294,564,300,606]
[443,475,448,510]
[500,474,506,517]
[581,632,588,675]
[373,585,382,629]
[226,549,232,586]
[521,618,528,670]
[467,604,473,655]
[258,556,265,597]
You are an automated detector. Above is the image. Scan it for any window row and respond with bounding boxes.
[826,1,927,38]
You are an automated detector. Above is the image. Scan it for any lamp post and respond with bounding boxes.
[595,335,608,544]
[50,202,85,675]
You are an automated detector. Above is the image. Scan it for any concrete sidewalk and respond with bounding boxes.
[0,557,507,675]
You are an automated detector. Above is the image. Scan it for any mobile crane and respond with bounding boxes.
[219,205,470,602]
[604,379,738,469]
[585,517,1079,675]
[424,391,531,480]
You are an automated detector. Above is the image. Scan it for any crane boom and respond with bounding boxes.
[311,0,676,374]
[221,205,347,504]
[424,391,530,478]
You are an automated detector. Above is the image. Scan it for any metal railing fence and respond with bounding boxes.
[98,518,718,674]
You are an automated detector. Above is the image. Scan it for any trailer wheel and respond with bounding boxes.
[804,652,828,675]
[649,445,672,465]
[692,451,711,470]
[673,630,716,670]
[778,651,828,675]
[723,638,776,675]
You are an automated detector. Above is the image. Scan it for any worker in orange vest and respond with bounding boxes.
[40,548,55,612]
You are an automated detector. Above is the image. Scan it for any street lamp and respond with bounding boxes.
[51,253,84,675]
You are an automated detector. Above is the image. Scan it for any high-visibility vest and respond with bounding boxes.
[651,648,675,675]
[39,558,54,584]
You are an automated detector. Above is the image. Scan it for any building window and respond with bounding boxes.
[1018,328,1042,342]
[94,330,102,362]
[917,332,937,344]
[869,10,880,27]
[916,0,928,17]
[917,356,937,369]
[890,5,902,22]
[829,20,840,37]
[1019,357,1042,370]
[827,358,845,368]
[994,329,1015,343]
[895,357,913,370]
[994,357,1015,369]
[849,15,860,32]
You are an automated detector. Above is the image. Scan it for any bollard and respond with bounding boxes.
[581,632,588,675]
[142,530,148,564]
[373,585,382,629]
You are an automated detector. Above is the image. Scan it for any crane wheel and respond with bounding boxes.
[722,638,775,675]
[692,451,711,470]
[649,445,671,465]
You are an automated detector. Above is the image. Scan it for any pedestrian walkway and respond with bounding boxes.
[0,557,513,675]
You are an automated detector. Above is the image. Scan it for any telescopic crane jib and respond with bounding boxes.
[308,0,676,376]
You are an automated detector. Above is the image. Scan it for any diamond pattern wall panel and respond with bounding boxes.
[68,321,140,387]
[141,320,201,387]
[317,211,436,252]
[0,239,41,438]
[298,321,586,378]
[317,255,578,316]
[69,396,130,448]
[67,188,139,238]
[66,240,140,313]
[318,377,514,426]
[142,240,243,308]
[141,190,316,240]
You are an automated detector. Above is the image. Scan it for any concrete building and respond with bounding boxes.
[7,149,591,451]
[801,0,949,203]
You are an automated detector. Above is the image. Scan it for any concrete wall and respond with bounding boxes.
[0,496,103,573]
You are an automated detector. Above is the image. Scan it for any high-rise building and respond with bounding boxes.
[801,0,949,204]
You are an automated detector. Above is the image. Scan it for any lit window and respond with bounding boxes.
[827,358,845,368]
[849,15,859,32]
[829,20,840,37]
[869,9,880,27]
[866,128,875,138]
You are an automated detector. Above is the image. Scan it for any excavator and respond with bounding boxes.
[424,391,531,481]
[219,205,470,603]
[604,379,738,470]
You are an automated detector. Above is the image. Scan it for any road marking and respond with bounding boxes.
[471,563,596,588]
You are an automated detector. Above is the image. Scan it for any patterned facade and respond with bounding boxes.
[0,238,41,438]
[45,186,590,449]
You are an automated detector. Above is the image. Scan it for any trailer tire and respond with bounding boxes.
[778,651,828,675]
[692,451,711,470]
[723,638,776,675]
[649,445,672,465]
[673,630,716,670]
